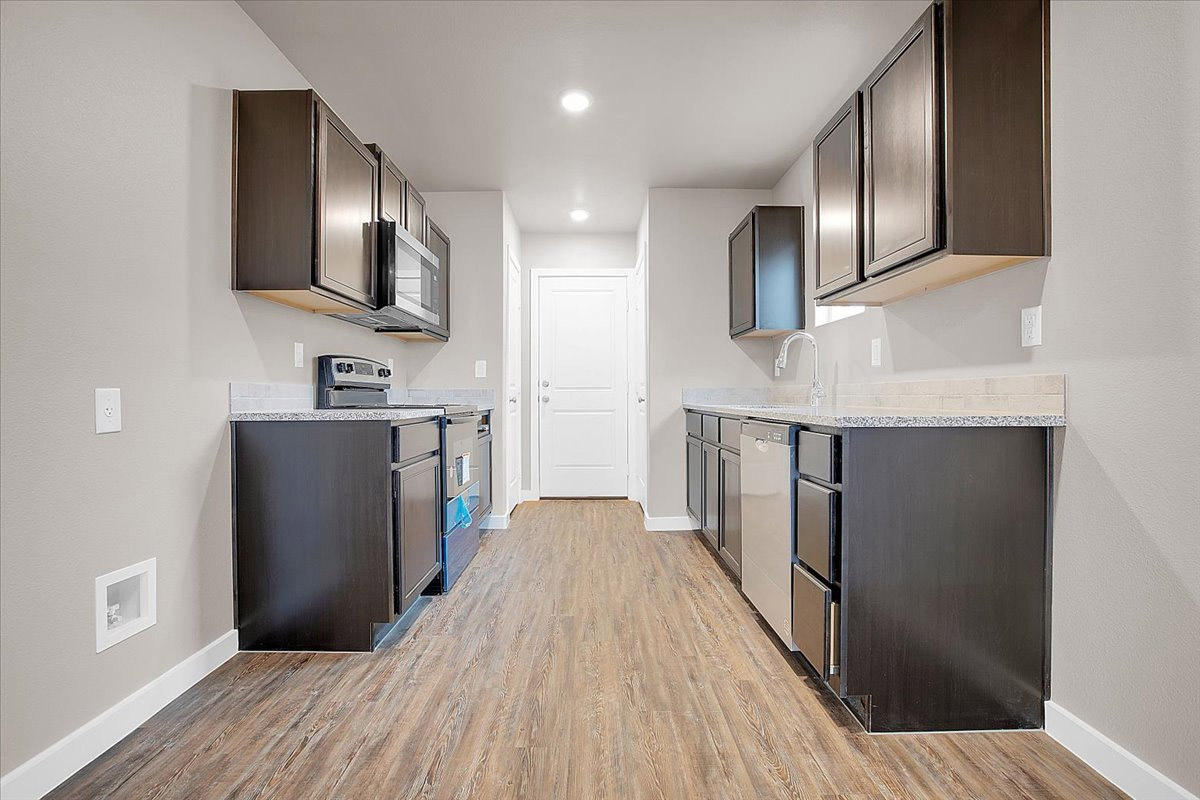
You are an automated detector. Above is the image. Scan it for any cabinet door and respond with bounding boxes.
[814,94,863,296]
[381,163,405,225]
[406,183,426,245]
[862,5,941,277]
[315,102,378,307]
[425,218,451,337]
[686,436,703,523]
[703,442,720,551]
[728,212,755,336]
[396,454,441,612]
[719,449,741,576]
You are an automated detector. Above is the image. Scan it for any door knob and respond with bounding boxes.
[541,380,550,387]
[541,395,550,403]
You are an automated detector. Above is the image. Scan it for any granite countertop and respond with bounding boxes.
[683,402,1066,428]
[230,408,445,422]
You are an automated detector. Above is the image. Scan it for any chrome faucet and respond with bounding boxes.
[774,331,826,405]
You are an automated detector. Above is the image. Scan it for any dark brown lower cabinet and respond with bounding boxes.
[233,417,444,652]
[686,434,703,525]
[395,453,440,614]
[702,442,720,551]
[789,424,1050,733]
[233,419,395,652]
[718,449,741,576]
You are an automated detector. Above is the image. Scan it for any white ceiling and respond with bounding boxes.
[238,0,926,233]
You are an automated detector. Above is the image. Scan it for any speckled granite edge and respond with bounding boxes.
[682,402,1066,428]
[230,408,444,422]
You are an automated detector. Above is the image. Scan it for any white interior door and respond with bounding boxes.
[537,275,628,497]
[505,250,522,512]
[629,251,647,504]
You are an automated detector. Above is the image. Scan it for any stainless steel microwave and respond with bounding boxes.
[333,220,447,339]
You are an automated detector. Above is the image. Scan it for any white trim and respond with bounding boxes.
[0,629,238,800]
[95,558,157,652]
[481,511,509,530]
[1045,702,1197,800]
[520,489,540,503]
[530,267,634,500]
[643,513,699,532]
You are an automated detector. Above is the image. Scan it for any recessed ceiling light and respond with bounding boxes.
[560,90,592,113]
[570,209,590,222]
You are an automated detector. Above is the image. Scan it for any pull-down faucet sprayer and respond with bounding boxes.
[774,331,825,406]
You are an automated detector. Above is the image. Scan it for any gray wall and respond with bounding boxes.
[771,1,1200,790]
[643,189,775,520]
[0,0,420,773]
[519,233,637,493]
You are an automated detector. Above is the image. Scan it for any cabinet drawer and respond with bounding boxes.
[701,415,720,443]
[393,419,440,464]
[795,479,838,584]
[792,565,838,683]
[718,417,742,451]
[685,411,703,438]
[798,430,839,484]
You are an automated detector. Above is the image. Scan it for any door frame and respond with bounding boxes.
[502,246,523,518]
[528,267,634,500]
[627,246,647,505]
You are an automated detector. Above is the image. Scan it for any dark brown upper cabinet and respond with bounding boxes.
[818,0,1050,306]
[729,205,805,339]
[407,184,427,245]
[813,94,863,298]
[863,5,941,278]
[233,89,378,312]
[371,144,428,246]
[374,146,406,227]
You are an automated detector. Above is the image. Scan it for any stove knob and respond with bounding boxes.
[384,368,392,377]
[378,367,387,377]
[334,363,345,373]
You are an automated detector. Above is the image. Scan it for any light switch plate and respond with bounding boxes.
[870,338,882,367]
[1021,306,1042,347]
[293,342,304,368]
[474,360,486,378]
[95,388,121,434]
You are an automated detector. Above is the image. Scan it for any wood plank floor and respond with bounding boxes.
[50,500,1122,800]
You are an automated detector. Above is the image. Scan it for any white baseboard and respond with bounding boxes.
[0,629,239,800]
[520,490,539,502]
[643,513,698,532]
[1045,701,1197,800]
[481,512,508,530]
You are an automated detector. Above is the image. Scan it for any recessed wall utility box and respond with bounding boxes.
[95,558,157,652]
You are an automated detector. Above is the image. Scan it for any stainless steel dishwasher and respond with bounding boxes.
[740,420,798,650]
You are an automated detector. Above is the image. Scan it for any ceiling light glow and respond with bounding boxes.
[570,209,590,222]
[560,90,592,113]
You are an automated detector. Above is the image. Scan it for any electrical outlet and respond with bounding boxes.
[870,338,882,367]
[293,342,304,368]
[95,388,121,434]
[1021,306,1042,347]
[475,360,487,378]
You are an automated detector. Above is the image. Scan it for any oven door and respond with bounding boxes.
[442,414,482,499]
[380,220,443,328]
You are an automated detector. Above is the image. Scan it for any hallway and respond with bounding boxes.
[51,501,1119,799]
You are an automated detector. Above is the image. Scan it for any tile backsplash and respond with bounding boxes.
[229,383,497,413]
[684,374,1066,415]
[228,382,313,413]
